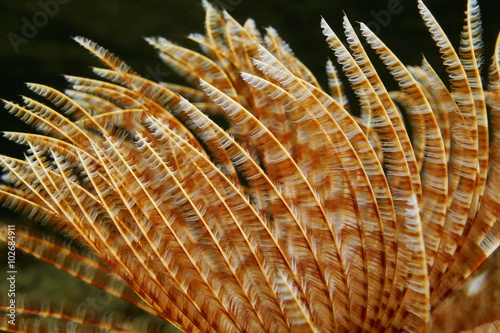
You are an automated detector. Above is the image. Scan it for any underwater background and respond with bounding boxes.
[0,0,499,331]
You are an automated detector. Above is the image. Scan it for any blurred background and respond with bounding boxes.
[0,0,499,331]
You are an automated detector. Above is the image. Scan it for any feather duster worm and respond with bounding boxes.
[0,0,499,331]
